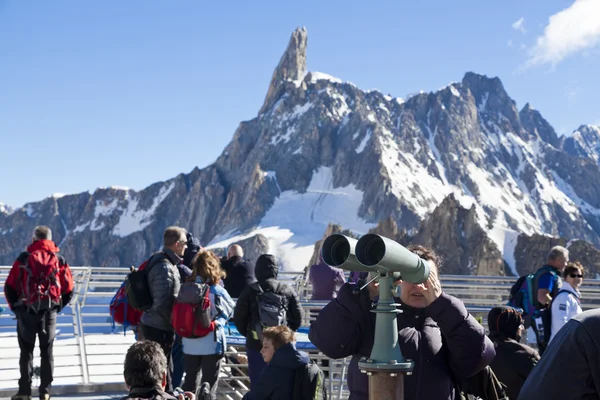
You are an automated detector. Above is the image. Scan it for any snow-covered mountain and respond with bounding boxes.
[0,203,14,215]
[2,27,600,276]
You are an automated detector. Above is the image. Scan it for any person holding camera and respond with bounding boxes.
[309,245,495,400]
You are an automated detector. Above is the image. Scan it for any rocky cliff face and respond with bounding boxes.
[2,28,600,275]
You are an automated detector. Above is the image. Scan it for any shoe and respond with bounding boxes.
[195,382,211,400]
[40,395,50,400]
[10,395,32,400]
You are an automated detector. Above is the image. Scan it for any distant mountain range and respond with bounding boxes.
[2,27,600,277]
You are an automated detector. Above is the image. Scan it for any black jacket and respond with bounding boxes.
[223,256,255,298]
[233,254,303,350]
[243,342,310,400]
[518,309,600,399]
[488,333,539,400]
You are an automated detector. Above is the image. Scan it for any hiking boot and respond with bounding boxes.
[10,395,32,400]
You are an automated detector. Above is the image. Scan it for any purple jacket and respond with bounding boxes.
[309,262,346,301]
[309,283,495,400]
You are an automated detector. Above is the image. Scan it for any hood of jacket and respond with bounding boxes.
[182,233,202,267]
[270,342,310,369]
[255,254,278,281]
[27,239,59,254]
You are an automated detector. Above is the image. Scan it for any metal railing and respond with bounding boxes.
[2,266,600,398]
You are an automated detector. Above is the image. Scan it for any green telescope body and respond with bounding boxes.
[321,233,431,284]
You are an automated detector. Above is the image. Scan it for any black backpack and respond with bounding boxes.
[125,252,167,311]
[251,282,288,341]
[293,361,327,400]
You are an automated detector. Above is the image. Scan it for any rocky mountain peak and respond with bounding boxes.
[3,29,600,276]
[259,27,308,114]
[562,125,600,164]
[461,72,525,141]
[461,72,508,108]
[519,102,560,148]
[0,203,14,215]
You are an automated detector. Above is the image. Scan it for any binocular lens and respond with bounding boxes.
[322,234,351,267]
[357,235,385,266]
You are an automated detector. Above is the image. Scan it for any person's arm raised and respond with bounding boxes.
[423,271,495,379]
[309,282,371,359]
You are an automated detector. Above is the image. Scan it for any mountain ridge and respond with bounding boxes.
[2,28,600,277]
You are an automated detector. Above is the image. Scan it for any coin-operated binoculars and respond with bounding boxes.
[321,234,431,400]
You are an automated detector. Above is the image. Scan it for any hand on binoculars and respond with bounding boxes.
[422,269,442,306]
[367,280,379,300]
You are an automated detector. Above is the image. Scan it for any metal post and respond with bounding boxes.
[368,373,404,400]
[358,272,413,400]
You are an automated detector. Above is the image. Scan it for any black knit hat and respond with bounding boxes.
[488,306,523,340]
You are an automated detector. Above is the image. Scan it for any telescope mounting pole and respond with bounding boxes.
[358,271,413,400]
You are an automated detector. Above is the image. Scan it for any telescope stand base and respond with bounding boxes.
[367,371,405,400]
[359,360,413,400]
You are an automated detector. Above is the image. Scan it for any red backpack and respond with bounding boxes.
[171,281,215,338]
[22,249,63,312]
[109,257,156,333]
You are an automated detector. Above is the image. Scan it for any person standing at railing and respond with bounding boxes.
[549,261,583,343]
[140,226,185,394]
[233,254,303,393]
[532,246,568,353]
[221,244,255,299]
[309,245,495,400]
[308,253,345,301]
[172,232,202,389]
[4,225,75,400]
[180,250,234,399]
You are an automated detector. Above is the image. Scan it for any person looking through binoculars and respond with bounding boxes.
[309,244,495,400]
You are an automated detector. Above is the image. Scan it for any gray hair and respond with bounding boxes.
[33,226,52,241]
[123,341,167,389]
[163,226,187,247]
[547,246,569,262]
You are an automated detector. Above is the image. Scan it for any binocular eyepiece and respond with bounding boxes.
[321,233,430,284]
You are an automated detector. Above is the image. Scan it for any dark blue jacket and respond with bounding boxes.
[243,342,309,400]
[309,283,495,400]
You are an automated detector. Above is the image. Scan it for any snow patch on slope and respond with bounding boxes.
[488,226,520,276]
[356,129,371,154]
[113,183,176,237]
[309,71,342,84]
[208,167,374,272]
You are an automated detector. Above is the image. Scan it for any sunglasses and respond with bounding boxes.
[177,240,187,245]
[570,274,583,278]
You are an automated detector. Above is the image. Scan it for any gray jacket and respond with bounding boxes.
[140,248,181,332]
[518,308,600,399]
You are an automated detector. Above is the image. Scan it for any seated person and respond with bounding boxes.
[242,326,309,400]
[487,306,539,400]
[121,340,195,400]
[309,245,496,400]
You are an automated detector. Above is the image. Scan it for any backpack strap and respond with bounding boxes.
[553,289,580,305]
[145,252,167,274]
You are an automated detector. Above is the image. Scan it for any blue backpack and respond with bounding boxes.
[507,266,558,327]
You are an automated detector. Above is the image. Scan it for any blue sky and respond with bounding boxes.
[1,0,599,208]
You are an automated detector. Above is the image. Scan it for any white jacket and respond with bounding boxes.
[549,281,582,343]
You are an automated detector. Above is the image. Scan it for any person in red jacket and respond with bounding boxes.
[4,226,75,400]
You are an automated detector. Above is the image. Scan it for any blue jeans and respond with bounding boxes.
[172,334,184,389]
[246,347,266,393]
